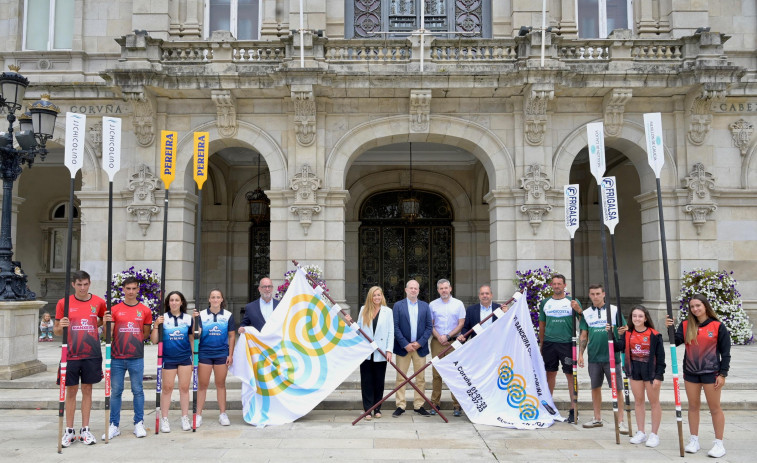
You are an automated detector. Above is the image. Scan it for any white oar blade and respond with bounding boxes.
[644,113,665,179]
[587,122,606,185]
[601,176,620,234]
[64,112,86,178]
[102,117,121,182]
[564,184,580,238]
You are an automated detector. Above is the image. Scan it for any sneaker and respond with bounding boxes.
[567,409,576,424]
[429,407,438,416]
[102,423,120,440]
[453,408,462,417]
[181,415,191,431]
[133,421,147,438]
[708,440,726,458]
[414,407,431,416]
[219,413,231,426]
[160,417,171,433]
[582,419,603,428]
[646,433,660,448]
[392,407,405,418]
[48,334,54,340]
[630,431,647,444]
[61,427,76,448]
[39,336,46,342]
[195,415,202,428]
[619,421,629,435]
[79,426,96,445]
[685,436,700,454]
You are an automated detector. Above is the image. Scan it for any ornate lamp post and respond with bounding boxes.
[0,66,60,300]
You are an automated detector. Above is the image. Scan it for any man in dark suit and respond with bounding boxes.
[238,277,279,332]
[457,285,502,343]
[391,279,433,417]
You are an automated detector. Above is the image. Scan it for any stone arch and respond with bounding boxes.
[47,119,103,190]
[553,119,677,192]
[176,120,287,191]
[345,169,473,222]
[741,140,757,189]
[231,172,270,222]
[325,115,514,191]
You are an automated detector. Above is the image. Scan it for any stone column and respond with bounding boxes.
[169,0,182,37]
[260,0,280,39]
[323,190,350,311]
[183,0,202,38]
[558,0,578,37]
[345,221,360,314]
[267,189,290,289]
[637,0,659,37]
[484,190,518,301]
[0,300,47,379]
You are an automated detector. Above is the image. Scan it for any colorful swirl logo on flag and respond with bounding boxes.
[239,292,364,421]
[497,356,539,420]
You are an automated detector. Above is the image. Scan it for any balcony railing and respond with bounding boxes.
[160,41,286,64]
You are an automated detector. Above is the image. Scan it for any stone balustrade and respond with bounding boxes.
[160,41,286,63]
[430,39,518,62]
[324,39,411,62]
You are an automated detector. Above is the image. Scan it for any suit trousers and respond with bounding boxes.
[359,359,388,412]
[430,337,459,409]
[394,350,426,410]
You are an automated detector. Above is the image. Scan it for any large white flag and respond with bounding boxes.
[433,292,562,429]
[230,268,374,427]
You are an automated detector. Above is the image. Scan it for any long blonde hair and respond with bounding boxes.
[685,294,719,345]
[361,286,386,328]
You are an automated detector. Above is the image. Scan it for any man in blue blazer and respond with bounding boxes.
[238,277,279,332]
[391,279,433,417]
[457,285,502,343]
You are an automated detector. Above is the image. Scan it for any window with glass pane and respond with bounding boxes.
[207,0,260,39]
[349,0,488,38]
[24,0,74,50]
[578,0,631,38]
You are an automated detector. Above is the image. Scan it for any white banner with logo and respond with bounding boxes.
[230,268,374,427]
[432,293,562,429]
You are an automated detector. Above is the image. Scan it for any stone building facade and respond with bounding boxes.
[1,1,755,326]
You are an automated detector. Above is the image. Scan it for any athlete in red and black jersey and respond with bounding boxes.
[667,294,731,458]
[614,305,665,447]
[53,270,106,447]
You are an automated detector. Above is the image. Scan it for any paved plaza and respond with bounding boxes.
[0,343,754,462]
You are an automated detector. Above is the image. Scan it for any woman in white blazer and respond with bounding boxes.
[358,286,394,419]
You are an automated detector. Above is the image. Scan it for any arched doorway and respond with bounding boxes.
[569,147,643,307]
[358,189,453,305]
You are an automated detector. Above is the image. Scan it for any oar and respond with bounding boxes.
[644,112,684,457]
[564,184,580,423]
[101,116,121,442]
[192,132,209,431]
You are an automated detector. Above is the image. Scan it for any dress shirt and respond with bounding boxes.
[407,299,418,342]
[260,298,274,322]
[479,304,493,328]
[430,297,466,335]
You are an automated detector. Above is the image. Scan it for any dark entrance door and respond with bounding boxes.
[358,190,453,305]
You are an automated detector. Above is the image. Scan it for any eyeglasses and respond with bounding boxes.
[259,285,273,289]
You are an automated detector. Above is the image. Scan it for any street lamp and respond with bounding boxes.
[0,65,60,300]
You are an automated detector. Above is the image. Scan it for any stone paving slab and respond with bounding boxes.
[0,409,752,462]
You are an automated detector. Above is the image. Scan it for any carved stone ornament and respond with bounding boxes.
[292,87,316,146]
[603,88,632,137]
[89,121,102,158]
[729,119,754,156]
[687,85,726,146]
[289,164,322,235]
[211,89,237,138]
[683,162,717,235]
[519,163,552,234]
[126,164,160,235]
[409,89,431,132]
[125,92,156,147]
[524,84,554,146]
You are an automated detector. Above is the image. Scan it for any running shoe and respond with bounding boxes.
[181,415,191,431]
[102,423,120,440]
[160,417,171,433]
[219,413,231,426]
[619,421,629,435]
[195,415,203,428]
[61,427,76,448]
[79,426,96,445]
[582,419,603,428]
[133,420,147,438]
[708,440,726,458]
[629,431,647,444]
[685,436,700,453]
[645,433,660,448]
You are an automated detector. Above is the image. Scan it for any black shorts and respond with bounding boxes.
[199,357,227,365]
[588,362,623,390]
[57,358,103,386]
[541,341,573,374]
[684,372,717,384]
[163,358,192,370]
[629,360,654,382]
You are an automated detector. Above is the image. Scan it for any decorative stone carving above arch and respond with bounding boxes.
[292,85,316,146]
[519,164,552,234]
[289,164,321,235]
[211,90,237,138]
[683,162,717,235]
[410,89,431,133]
[524,83,554,146]
[686,84,727,146]
[325,115,514,191]
[126,164,160,235]
[729,119,753,156]
[603,88,632,137]
[124,91,156,147]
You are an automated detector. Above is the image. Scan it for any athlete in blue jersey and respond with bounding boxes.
[151,291,194,432]
[194,289,236,427]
